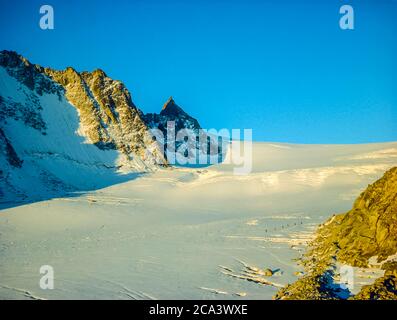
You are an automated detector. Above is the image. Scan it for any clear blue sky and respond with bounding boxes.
[1,0,396,143]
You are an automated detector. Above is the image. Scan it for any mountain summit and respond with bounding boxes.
[160,97,186,117]
[144,97,201,133]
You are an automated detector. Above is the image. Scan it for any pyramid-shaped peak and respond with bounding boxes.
[162,96,175,110]
[160,96,186,116]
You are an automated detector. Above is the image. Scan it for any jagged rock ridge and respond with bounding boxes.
[144,96,201,134]
[144,97,224,162]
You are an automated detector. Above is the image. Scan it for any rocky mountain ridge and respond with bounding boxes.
[275,166,397,300]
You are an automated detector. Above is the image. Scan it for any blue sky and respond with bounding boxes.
[1,0,396,143]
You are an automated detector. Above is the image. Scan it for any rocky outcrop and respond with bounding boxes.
[310,166,397,268]
[350,261,397,300]
[353,276,397,300]
[44,67,166,164]
[275,167,397,300]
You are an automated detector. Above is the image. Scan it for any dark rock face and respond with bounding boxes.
[275,167,397,300]
[0,92,47,134]
[143,97,217,162]
[144,97,201,135]
[274,269,346,300]
[0,128,23,168]
[160,97,186,116]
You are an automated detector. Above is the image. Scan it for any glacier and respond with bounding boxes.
[0,141,396,299]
